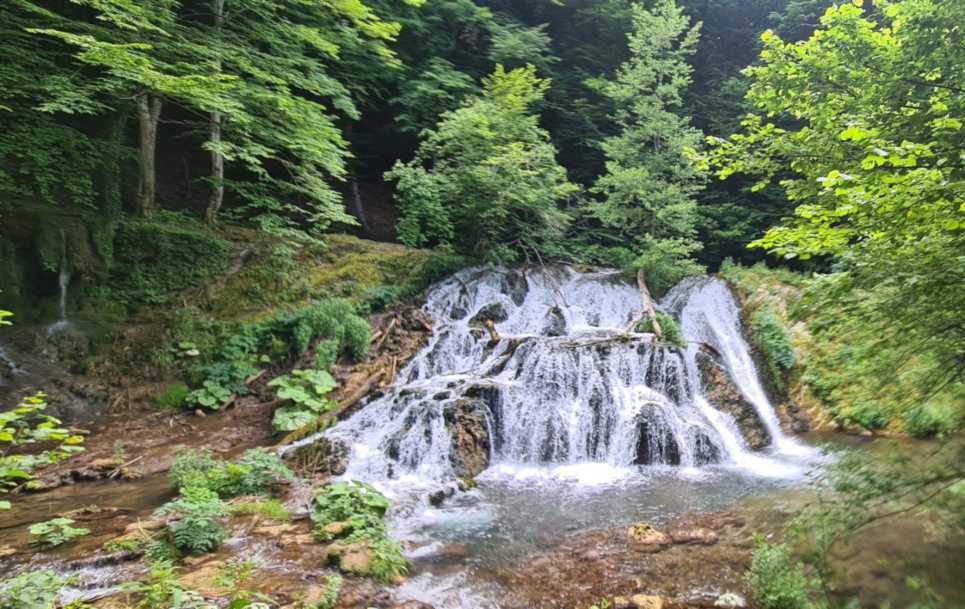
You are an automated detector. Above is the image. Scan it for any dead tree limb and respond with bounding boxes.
[623,268,662,340]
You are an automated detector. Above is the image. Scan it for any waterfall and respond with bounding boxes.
[665,278,810,456]
[287,266,807,485]
[47,229,72,336]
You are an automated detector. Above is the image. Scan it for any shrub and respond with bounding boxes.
[746,541,814,609]
[155,486,227,555]
[312,481,407,582]
[0,570,71,609]
[169,448,293,498]
[154,383,190,409]
[122,559,209,609]
[750,307,796,391]
[29,517,90,547]
[269,369,338,432]
[639,312,686,348]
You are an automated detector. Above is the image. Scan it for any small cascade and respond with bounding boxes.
[665,278,810,456]
[48,229,72,336]
[289,266,808,485]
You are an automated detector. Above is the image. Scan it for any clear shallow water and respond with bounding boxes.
[384,447,823,608]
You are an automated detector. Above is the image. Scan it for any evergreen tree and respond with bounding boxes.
[586,0,705,293]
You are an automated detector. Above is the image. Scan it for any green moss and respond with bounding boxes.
[155,383,190,409]
[105,216,231,306]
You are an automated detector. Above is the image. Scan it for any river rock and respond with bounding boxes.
[630,594,665,609]
[668,527,719,545]
[628,523,671,550]
[543,305,567,337]
[327,540,375,575]
[695,348,769,450]
[444,399,491,478]
[391,602,435,609]
[714,592,748,609]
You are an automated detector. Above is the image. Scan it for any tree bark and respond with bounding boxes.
[137,93,163,217]
[343,121,369,233]
[623,268,663,339]
[205,0,226,225]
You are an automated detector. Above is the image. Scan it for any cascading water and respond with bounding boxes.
[47,229,72,336]
[665,278,812,457]
[289,266,808,486]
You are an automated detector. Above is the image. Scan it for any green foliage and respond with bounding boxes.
[0,570,71,609]
[392,58,479,135]
[705,0,965,422]
[750,307,796,391]
[155,485,227,555]
[312,481,406,582]
[29,517,90,547]
[228,498,289,521]
[308,575,342,609]
[155,383,190,409]
[584,0,705,294]
[388,64,578,263]
[179,299,368,412]
[746,540,815,609]
[640,312,685,349]
[122,559,212,609]
[105,218,231,307]
[270,369,338,432]
[169,448,293,498]
[0,393,85,504]
[0,309,11,326]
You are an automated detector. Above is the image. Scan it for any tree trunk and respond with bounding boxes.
[623,268,663,339]
[343,121,369,233]
[205,0,226,225]
[137,93,163,217]
[351,176,370,234]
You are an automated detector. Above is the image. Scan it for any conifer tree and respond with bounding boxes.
[588,0,705,293]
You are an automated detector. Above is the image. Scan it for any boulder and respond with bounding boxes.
[444,400,491,479]
[696,348,769,450]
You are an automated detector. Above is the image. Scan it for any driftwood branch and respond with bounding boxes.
[623,268,662,339]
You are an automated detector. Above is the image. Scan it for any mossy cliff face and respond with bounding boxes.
[0,206,110,320]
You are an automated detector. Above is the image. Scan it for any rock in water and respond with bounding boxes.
[444,399,491,478]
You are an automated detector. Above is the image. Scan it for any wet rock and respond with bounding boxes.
[0,545,16,558]
[179,560,225,596]
[696,348,769,450]
[321,521,352,538]
[668,527,719,546]
[628,523,671,551]
[614,597,632,609]
[714,593,747,609]
[630,594,665,609]
[469,303,508,328]
[391,602,435,609]
[543,306,567,337]
[254,523,298,536]
[428,486,455,507]
[444,400,491,479]
[501,271,529,306]
[327,540,375,575]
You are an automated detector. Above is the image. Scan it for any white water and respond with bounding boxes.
[665,278,813,457]
[47,229,72,336]
[287,266,814,486]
